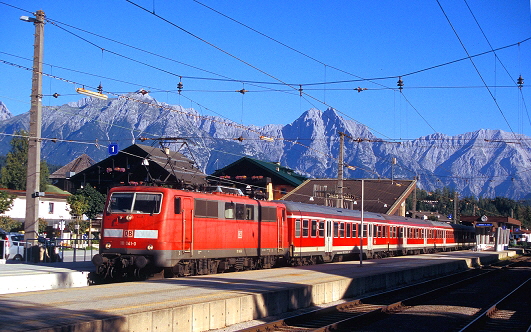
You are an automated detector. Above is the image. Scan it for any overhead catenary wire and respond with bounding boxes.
[1,3,528,189]
[437,0,518,141]
[8,4,528,143]
[2,57,530,186]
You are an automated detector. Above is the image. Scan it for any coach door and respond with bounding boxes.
[181,197,194,253]
[325,220,333,253]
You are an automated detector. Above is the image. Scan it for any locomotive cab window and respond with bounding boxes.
[108,192,162,214]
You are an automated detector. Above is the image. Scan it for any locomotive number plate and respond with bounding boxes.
[124,230,134,237]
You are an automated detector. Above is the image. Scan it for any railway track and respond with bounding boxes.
[241,255,531,332]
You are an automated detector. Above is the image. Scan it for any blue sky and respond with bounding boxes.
[1,0,530,141]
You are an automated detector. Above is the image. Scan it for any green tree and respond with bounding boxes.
[0,191,16,214]
[75,185,106,220]
[0,130,50,191]
[67,193,89,219]
[0,216,22,232]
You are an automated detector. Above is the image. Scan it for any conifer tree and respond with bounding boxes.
[0,130,50,191]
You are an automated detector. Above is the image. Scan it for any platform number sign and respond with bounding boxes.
[108,143,119,155]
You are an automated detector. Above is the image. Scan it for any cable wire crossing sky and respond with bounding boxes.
[0,0,530,140]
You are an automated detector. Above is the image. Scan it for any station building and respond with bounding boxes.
[460,215,522,251]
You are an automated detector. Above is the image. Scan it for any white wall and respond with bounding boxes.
[2,195,71,221]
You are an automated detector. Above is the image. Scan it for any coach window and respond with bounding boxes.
[334,222,339,238]
[384,226,388,238]
[318,221,325,237]
[346,223,351,238]
[339,222,345,237]
[352,223,358,238]
[311,220,318,237]
[225,202,235,219]
[295,219,301,237]
[363,224,368,238]
[174,197,181,214]
[302,219,309,237]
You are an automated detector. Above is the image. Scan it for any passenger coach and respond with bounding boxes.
[283,201,475,263]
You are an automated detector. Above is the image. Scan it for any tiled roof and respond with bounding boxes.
[49,154,95,179]
[212,157,307,186]
[70,144,207,185]
[282,178,416,215]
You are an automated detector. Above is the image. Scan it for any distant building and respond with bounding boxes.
[282,178,417,216]
[0,188,71,227]
[49,154,96,193]
[69,144,207,195]
[209,157,307,200]
[461,215,522,251]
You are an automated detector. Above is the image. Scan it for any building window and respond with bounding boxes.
[48,202,54,214]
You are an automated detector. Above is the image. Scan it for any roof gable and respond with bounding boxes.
[50,154,95,179]
[282,178,416,215]
[212,157,307,186]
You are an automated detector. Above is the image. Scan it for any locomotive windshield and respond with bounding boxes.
[108,192,162,214]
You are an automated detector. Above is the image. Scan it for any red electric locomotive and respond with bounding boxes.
[92,186,475,281]
[92,186,289,280]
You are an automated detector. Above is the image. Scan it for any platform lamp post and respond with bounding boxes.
[21,10,45,255]
[360,179,364,266]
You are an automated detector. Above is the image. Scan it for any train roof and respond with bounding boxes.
[278,200,473,230]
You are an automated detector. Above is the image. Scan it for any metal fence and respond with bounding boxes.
[1,237,99,263]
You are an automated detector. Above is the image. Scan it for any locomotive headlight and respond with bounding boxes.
[147,244,154,250]
[105,242,112,249]
[125,214,133,221]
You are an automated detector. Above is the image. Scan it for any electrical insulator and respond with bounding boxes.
[397,77,404,91]
[298,85,303,97]
[97,84,103,94]
[177,79,183,94]
[237,89,248,94]
[52,93,60,98]
[517,75,524,89]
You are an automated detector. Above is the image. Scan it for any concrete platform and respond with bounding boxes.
[0,261,91,294]
[0,250,519,332]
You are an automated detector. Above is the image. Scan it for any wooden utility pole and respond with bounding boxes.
[24,10,45,246]
[453,191,459,224]
[337,132,345,209]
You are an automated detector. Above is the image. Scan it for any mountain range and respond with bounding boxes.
[1,92,530,200]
